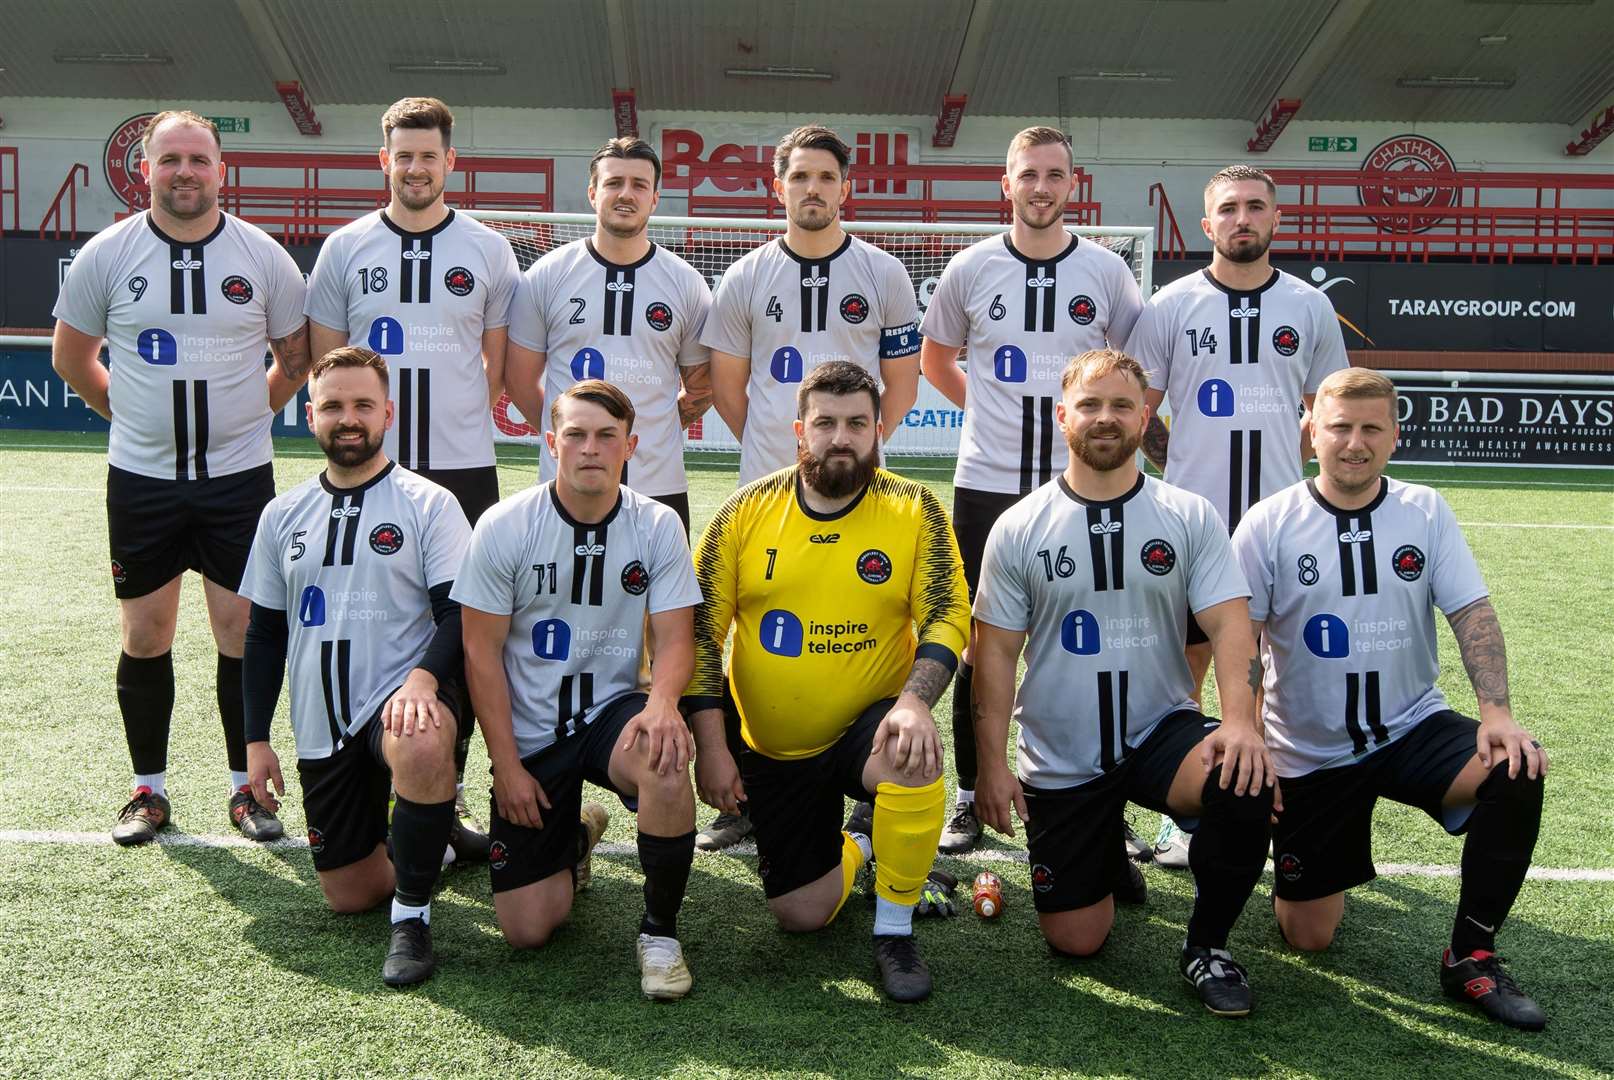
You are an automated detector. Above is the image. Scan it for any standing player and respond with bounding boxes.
[972,349,1275,1017]
[306,96,521,858]
[919,125,1143,854]
[51,110,311,846]
[686,362,970,1003]
[1128,164,1348,866]
[456,382,704,1000]
[505,137,712,535]
[1234,368,1548,1030]
[240,347,470,987]
[703,124,922,486]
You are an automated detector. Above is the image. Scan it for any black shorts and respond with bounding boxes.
[106,463,275,599]
[738,695,888,899]
[648,491,692,538]
[952,487,1026,597]
[295,687,462,873]
[1272,710,1480,902]
[1022,710,1218,913]
[415,465,501,526]
[488,691,644,893]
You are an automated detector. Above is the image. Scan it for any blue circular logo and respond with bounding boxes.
[769,346,804,384]
[1197,379,1235,417]
[1303,613,1350,659]
[570,347,606,381]
[993,344,1028,383]
[1060,610,1101,655]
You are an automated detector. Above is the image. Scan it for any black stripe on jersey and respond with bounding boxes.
[1084,504,1125,591]
[602,266,639,335]
[1224,430,1264,531]
[169,244,187,315]
[320,487,366,567]
[1019,397,1035,493]
[166,242,208,316]
[192,380,210,479]
[556,672,595,740]
[1331,507,1378,597]
[1022,261,1058,333]
[1039,397,1055,487]
[398,369,413,466]
[416,369,431,470]
[1018,396,1056,494]
[1247,429,1262,507]
[398,235,435,304]
[336,639,354,735]
[568,522,609,607]
[340,490,364,565]
[320,641,342,747]
[172,381,189,480]
[1344,671,1389,755]
[1097,671,1129,772]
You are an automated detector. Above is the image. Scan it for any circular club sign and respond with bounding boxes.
[1355,134,1457,235]
[105,113,156,210]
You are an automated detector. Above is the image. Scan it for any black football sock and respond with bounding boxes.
[638,830,695,939]
[453,684,475,782]
[118,651,175,777]
[951,661,977,793]
[391,795,455,910]
[1452,760,1544,958]
[215,654,247,775]
[1185,767,1274,949]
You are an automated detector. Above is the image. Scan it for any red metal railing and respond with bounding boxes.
[1266,168,1614,264]
[1148,182,1186,259]
[683,161,1102,225]
[0,146,18,233]
[39,163,88,240]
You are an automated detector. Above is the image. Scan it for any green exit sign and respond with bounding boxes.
[1308,136,1357,152]
[207,116,251,134]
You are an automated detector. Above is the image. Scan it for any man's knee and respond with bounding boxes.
[320,875,390,915]
[502,912,565,950]
[385,721,457,779]
[1041,909,1114,958]
[1274,896,1342,952]
[769,899,832,934]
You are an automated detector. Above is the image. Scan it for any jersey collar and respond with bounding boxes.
[1200,266,1279,298]
[379,208,456,239]
[793,467,871,521]
[778,233,853,266]
[547,480,623,529]
[1003,232,1079,267]
[1305,476,1388,516]
[585,237,658,271]
[1055,470,1145,510]
[319,459,396,495]
[145,211,228,248]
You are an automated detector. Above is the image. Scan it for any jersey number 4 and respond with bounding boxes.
[765,296,784,323]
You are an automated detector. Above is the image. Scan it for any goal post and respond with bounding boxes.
[467,211,1155,456]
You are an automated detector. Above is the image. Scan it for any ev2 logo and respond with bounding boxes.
[136,328,178,365]
[993,344,1027,383]
[759,609,804,657]
[1197,379,1235,417]
[367,317,404,355]
[1060,610,1101,655]
[532,618,572,660]
[1303,613,1350,658]
[571,347,606,380]
[770,346,804,384]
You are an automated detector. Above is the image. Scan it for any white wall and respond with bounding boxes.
[1,95,1609,239]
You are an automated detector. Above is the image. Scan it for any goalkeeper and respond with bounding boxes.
[685,362,971,1003]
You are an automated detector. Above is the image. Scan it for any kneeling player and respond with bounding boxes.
[1233,367,1548,1030]
[241,347,471,987]
[456,381,703,1000]
[973,349,1275,1017]
[685,362,971,1003]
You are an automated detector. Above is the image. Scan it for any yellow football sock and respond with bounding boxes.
[827,831,867,923]
[872,778,945,906]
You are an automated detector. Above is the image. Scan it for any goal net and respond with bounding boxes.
[468,211,1154,457]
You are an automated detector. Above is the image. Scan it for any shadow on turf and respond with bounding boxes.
[161,843,1602,1078]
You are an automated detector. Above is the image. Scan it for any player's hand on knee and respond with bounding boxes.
[492,760,550,829]
[976,763,1027,838]
[382,669,442,737]
[619,696,693,776]
[1202,722,1272,796]
[694,746,745,814]
[246,740,283,812]
[872,695,941,778]
[1478,715,1548,780]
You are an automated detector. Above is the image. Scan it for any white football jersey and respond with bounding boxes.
[974,474,1249,788]
[702,235,921,484]
[53,211,306,480]
[920,233,1142,494]
[1129,268,1348,530]
[1233,477,1489,777]
[451,483,702,759]
[508,239,711,496]
[239,463,471,760]
[305,210,520,471]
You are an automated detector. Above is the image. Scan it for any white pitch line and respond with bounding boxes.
[3,829,1610,881]
[1458,521,1613,530]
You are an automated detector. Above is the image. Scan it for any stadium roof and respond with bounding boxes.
[0,0,1609,125]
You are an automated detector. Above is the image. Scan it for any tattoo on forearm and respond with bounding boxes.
[1141,415,1170,472]
[678,391,713,428]
[903,657,953,709]
[1246,657,1261,694]
[1448,600,1511,708]
[271,324,313,380]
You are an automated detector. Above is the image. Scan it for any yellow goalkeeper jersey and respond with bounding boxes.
[688,466,970,759]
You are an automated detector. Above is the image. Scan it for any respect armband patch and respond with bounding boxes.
[879,322,921,359]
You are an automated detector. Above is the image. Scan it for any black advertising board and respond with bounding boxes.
[1393,381,1613,467]
[1148,258,1613,354]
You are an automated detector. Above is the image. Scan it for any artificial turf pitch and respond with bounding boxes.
[1,431,1609,1079]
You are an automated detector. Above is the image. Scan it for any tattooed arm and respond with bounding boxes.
[677,361,714,429]
[1447,597,1548,777]
[1141,388,1169,473]
[870,656,955,779]
[266,321,313,410]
